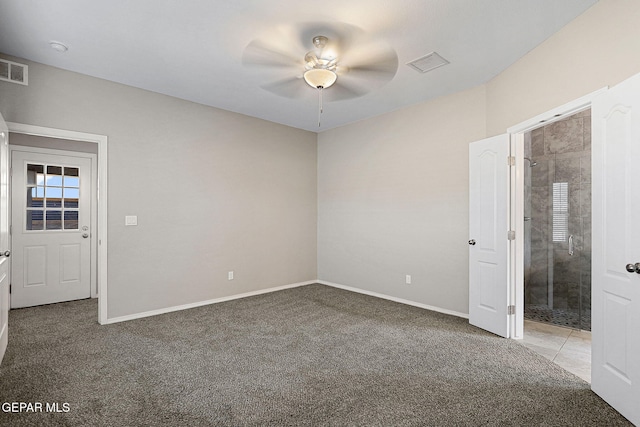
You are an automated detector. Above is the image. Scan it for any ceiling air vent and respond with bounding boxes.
[406,52,449,74]
[0,59,28,85]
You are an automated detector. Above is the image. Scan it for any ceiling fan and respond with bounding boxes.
[242,22,398,126]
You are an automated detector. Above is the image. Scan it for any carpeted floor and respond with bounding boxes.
[0,284,630,426]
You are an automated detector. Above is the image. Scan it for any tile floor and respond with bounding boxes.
[519,319,592,383]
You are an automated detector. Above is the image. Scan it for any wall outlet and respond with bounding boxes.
[405,274,411,285]
[228,271,234,281]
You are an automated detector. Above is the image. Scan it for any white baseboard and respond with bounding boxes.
[317,280,469,319]
[104,280,317,324]
[103,279,468,324]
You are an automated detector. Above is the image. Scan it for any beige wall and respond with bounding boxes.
[318,0,640,316]
[318,86,486,315]
[0,57,318,319]
[2,0,639,320]
[487,0,640,135]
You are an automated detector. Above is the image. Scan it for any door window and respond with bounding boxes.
[25,163,79,231]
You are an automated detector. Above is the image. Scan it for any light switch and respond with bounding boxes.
[125,215,138,226]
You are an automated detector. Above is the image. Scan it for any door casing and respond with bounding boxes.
[6,123,108,324]
[506,88,607,340]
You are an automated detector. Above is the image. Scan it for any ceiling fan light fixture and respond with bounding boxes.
[303,68,337,89]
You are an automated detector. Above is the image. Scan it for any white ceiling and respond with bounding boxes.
[0,0,598,132]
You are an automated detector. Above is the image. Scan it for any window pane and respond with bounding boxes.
[63,167,79,187]
[64,201,79,209]
[63,188,79,208]
[46,210,62,230]
[64,211,79,230]
[26,210,44,230]
[27,164,44,186]
[46,186,62,198]
[26,187,44,208]
[46,198,62,208]
[46,165,63,186]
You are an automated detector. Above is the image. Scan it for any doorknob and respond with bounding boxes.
[468,239,476,246]
[0,250,9,257]
[625,263,640,274]
[82,233,89,239]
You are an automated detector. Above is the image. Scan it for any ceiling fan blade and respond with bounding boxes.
[342,49,398,81]
[349,59,398,78]
[261,76,309,99]
[325,78,369,102]
[242,39,301,69]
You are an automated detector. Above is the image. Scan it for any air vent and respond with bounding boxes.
[0,59,28,85]
[406,52,449,74]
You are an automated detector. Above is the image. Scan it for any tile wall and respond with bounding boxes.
[524,109,591,330]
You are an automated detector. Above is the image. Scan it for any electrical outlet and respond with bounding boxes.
[405,275,412,285]
[228,271,234,281]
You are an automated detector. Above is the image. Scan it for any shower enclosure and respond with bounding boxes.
[523,110,591,330]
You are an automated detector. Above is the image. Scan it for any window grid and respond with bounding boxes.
[25,163,80,231]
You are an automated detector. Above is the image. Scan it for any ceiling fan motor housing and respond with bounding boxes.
[304,35,338,89]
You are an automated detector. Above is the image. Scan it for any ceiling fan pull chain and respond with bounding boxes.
[318,87,323,127]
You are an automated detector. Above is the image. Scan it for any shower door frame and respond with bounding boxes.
[506,88,606,340]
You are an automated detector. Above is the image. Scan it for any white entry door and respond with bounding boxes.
[468,134,510,337]
[0,115,9,364]
[10,150,92,308]
[591,74,640,425]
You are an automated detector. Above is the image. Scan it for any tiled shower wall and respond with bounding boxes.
[524,109,591,329]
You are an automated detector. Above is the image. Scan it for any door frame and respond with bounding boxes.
[6,123,108,325]
[506,87,607,340]
[9,146,98,303]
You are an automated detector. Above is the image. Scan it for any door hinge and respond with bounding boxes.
[9,284,11,295]
[9,225,11,236]
[507,230,515,240]
[507,156,515,166]
[507,305,515,315]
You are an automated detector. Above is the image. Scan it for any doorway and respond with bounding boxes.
[510,102,595,383]
[523,110,592,331]
[5,123,108,324]
[474,80,640,423]
[10,145,96,308]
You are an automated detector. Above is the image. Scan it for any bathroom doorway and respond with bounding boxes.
[519,109,592,382]
[523,109,591,331]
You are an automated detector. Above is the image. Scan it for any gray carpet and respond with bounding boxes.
[0,284,630,426]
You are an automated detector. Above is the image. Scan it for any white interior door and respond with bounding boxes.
[10,150,92,308]
[0,114,9,364]
[591,73,640,425]
[469,134,510,337]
